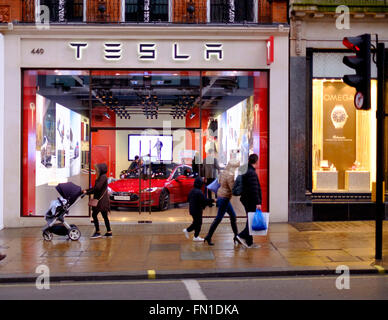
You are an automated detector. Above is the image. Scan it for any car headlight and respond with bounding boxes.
[107,187,113,194]
[142,187,159,193]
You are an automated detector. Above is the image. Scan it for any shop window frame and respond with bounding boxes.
[307,48,381,201]
[207,0,258,23]
[121,0,171,23]
[21,68,270,218]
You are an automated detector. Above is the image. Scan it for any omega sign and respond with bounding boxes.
[323,94,353,102]
[69,42,223,62]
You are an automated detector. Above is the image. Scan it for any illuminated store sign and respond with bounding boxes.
[69,42,224,62]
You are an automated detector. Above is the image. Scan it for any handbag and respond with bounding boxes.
[207,178,220,193]
[252,209,267,231]
[88,189,107,208]
[232,175,243,196]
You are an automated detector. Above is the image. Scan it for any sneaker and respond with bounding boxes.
[0,254,6,261]
[236,235,249,248]
[183,228,190,239]
[247,244,261,249]
[90,232,101,239]
[193,236,204,242]
[104,232,113,238]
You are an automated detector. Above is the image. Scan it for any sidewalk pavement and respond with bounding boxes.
[0,221,387,283]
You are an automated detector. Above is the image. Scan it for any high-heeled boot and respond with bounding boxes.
[204,219,221,246]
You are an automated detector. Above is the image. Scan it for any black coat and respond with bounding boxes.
[240,164,262,211]
[188,177,213,217]
[87,163,110,212]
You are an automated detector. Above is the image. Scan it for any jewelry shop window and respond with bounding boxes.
[312,79,377,193]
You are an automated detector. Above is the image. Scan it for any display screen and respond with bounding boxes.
[128,135,173,161]
[35,94,82,186]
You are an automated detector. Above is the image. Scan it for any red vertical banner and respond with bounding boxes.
[22,71,37,216]
[253,72,269,212]
[90,107,116,186]
[266,36,274,65]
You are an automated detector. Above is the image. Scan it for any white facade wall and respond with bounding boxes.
[0,25,289,227]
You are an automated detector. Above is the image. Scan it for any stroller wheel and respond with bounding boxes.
[43,231,53,241]
[68,227,81,241]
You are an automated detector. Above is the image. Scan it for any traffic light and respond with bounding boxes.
[342,33,371,110]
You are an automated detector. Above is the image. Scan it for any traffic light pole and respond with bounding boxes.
[375,42,385,261]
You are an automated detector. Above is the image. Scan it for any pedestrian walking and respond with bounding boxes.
[203,149,220,200]
[83,163,112,239]
[204,160,240,246]
[183,177,214,241]
[236,154,262,248]
[0,253,6,261]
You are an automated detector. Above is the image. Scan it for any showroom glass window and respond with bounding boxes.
[201,71,269,211]
[22,69,268,217]
[22,70,90,217]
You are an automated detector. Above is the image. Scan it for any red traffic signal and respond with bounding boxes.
[342,34,371,110]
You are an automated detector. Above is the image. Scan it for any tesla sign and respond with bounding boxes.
[69,42,224,62]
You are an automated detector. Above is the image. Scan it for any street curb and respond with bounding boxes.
[0,267,383,284]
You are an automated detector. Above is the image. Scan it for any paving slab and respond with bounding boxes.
[0,221,386,282]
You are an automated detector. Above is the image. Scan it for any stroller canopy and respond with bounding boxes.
[55,182,82,206]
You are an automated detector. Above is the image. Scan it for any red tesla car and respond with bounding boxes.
[108,163,196,211]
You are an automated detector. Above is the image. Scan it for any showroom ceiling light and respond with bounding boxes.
[141,94,159,119]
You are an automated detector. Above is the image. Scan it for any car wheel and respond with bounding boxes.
[159,189,170,211]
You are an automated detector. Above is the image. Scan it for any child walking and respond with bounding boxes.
[183,177,214,241]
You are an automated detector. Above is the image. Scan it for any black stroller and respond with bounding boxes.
[42,182,85,241]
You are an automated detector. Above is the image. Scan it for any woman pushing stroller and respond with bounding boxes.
[83,163,112,239]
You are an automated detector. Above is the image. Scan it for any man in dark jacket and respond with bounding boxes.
[203,149,220,200]
[237,154,262,248]
[183,177,214,241]
[83,163,112,239]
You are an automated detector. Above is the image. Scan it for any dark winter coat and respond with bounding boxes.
[87,163,110,212]
[240,164,262,211]
[203,156,220,179]
[188,177,213,217]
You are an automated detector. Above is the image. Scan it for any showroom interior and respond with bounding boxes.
[22,69,269,223]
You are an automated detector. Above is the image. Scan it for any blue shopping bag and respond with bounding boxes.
[207,178,220,193]
[252,209,267,231]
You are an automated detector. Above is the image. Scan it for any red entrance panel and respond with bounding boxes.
[22,71,37,216]
[90,108,116,186]
[253,72,269,212]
